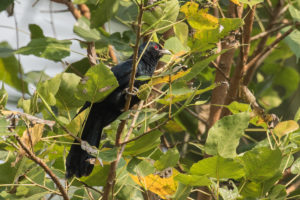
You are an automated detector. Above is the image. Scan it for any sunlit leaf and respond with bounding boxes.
[174,173,211,186]
[130,168,179,199]
[190,156,245,179]
[205,112,250,158]
[239,0,263,7]
[291,157,300,174]
[37,74,62,106]
[74,17,101,41]
[274,120,299,138]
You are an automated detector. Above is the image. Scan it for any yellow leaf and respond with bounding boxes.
[230,0,241,6]
[274,120,299,138]
[180,2,218,30]
[130,169,179,199]
[150,68,191,86]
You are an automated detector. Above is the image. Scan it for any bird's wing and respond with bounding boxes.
[111,59,133,87]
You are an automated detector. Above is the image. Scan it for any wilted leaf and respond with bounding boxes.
[130,168,179,199]
[205,112,250,158]
[190,156,245,179]
[274,120,299,138]
[75,63,119,102]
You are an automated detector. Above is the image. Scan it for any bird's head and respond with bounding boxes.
[138,42,171,60]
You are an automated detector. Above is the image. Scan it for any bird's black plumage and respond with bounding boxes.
[66,42,170,178]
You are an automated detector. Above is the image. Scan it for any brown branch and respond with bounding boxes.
[250,22,292,41]
[108,45,118,64]
[287,179,300,195]
[15,136,69,200]
[102,3,145,200]
[51,0,81,19]
[208,2,243,127]
[221,5,256,117]
[78,4,90,19]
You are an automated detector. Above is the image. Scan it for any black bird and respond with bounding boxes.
[66,42,171,178]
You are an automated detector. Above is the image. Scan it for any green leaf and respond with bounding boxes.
[273,67,299,98]
[225,101,251,114]
[219,181,240,200]
[37,74,62,106]
[143,0,180,34]
[174,173,211,186]
[0,152,19,184]
[295,107,300,121]
[268,185,286,200]
[29,24,45,39]
[66,57,91,76]
[174,22,189,46]
[79,165,110,186]
[16,35,72,62]
[241,147,282,182]
[127,158,155,177]
[182,53,219,81]
[75,63,119,102]
[0,42,27,92]
[239,0,263,8]
[205,112,250,158]
[291,157,300,174]
[274,120,299,138]
[0,83,8,109]
[0,0,13,12]
[0,46,14,58]
[154,148,180,171]
[73,17,101,41]
[55,73,84,109]
[190,156,245,179]
[0,116,12,136]
[90,0,119,28]
[124,130,163,156]
[289,5,300,22]
[172,183,192,200]
[98,147,118,162]
[258,89,282,110]
[282,28,300,61]
[114,0,138,24]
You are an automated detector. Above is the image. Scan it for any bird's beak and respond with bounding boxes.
[158,49,172,56]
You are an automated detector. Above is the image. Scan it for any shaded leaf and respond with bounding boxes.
[98,147,118,162]
[79,165,110,186]
[37,74,62,106]
[75,63,119,102]
[154,148,180,171]
[241,147,282,182]
[90,0,119,28]
[127,158,155,177]
[291,157,300,174]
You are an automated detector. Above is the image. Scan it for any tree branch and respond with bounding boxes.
[15,136,69,200]
[102,2,145,199]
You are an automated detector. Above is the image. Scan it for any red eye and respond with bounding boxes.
[154,45,158,50]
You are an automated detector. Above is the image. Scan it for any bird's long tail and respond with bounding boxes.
[65,108,103,179]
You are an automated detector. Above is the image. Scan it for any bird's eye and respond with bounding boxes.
[154,45,159,50]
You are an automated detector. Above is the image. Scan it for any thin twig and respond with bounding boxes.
[15,136,69,200]
[102,2,145,200]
